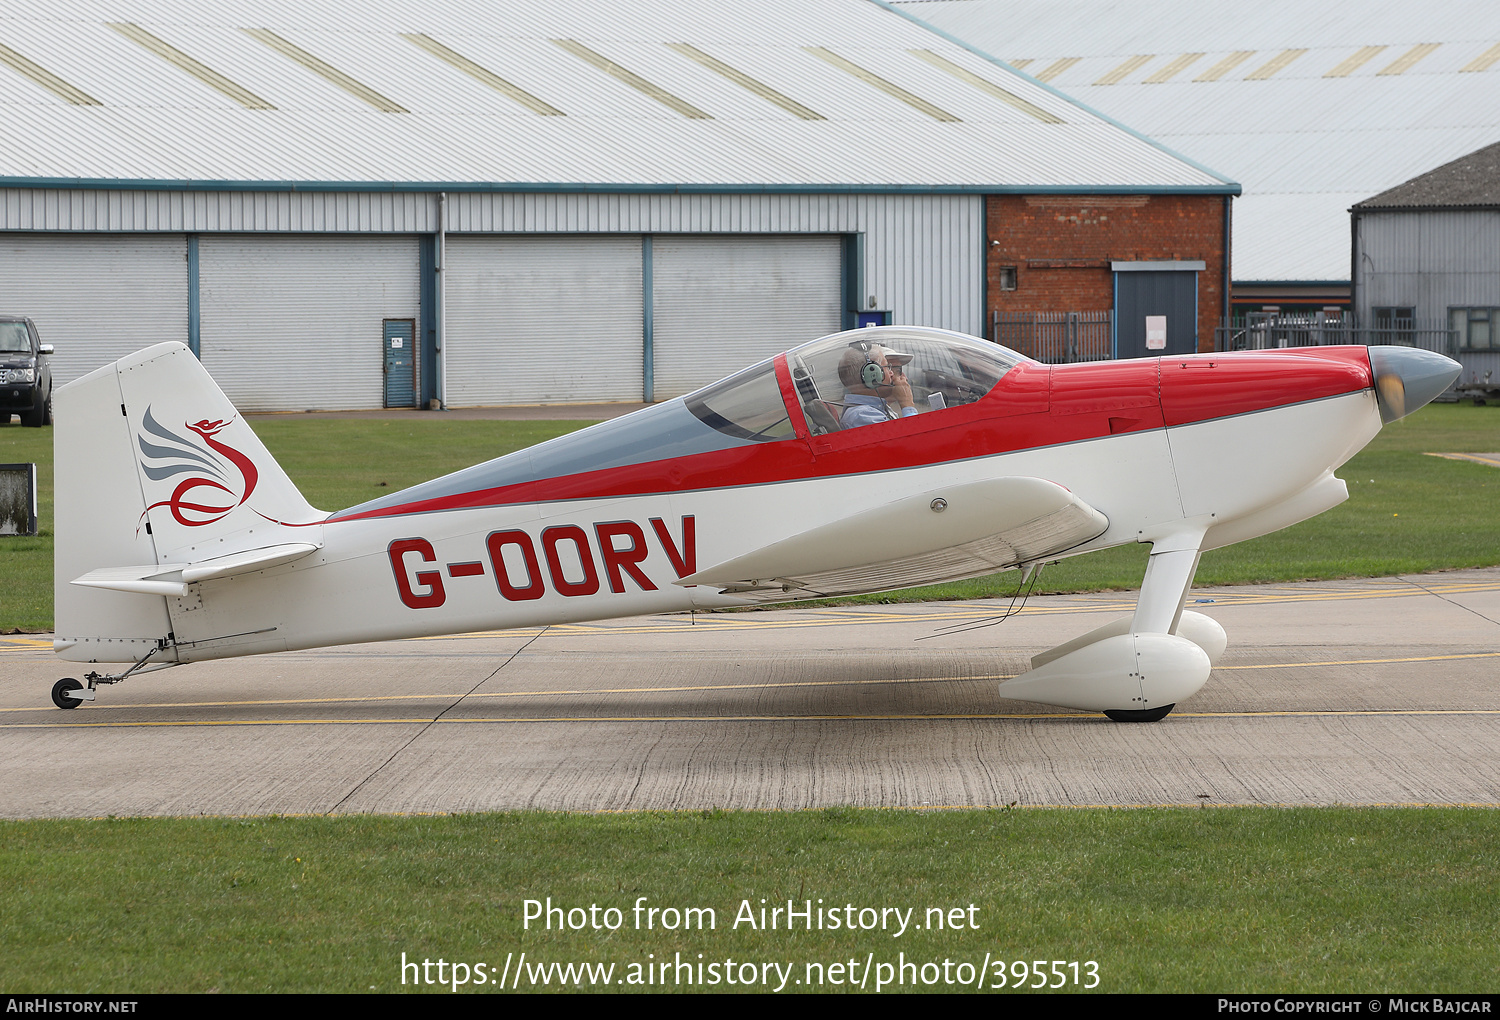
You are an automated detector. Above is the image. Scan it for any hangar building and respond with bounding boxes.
[0,0,1234,411]
[1352,140,1500,385]
[900,0,1500,318]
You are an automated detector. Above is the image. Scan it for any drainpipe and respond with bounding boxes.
[1221,195,1233,347]
[1349,205,1360,328]
[437,191,447,410]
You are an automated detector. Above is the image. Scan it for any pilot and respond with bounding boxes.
[837,343,918,428]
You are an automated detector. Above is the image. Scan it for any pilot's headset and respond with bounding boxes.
[853,341,889,388]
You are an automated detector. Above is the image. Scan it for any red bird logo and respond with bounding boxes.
[137,408,259,528]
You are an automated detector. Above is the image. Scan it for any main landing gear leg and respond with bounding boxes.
[999,528,1218,721]
[51,645,179,709]
[1102,533,1208,722]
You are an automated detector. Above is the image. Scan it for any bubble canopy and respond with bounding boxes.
[334,328,1029,520]
[687,327,1030,443]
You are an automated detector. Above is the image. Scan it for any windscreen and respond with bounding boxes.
[0,323,30,354]
[684,360,795,443]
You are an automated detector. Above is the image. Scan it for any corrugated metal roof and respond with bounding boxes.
[899,0,1500,278]
[0,0,1232,193]
[1356,139,1500,208]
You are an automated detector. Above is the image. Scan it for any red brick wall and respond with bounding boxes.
[987,194,1230,353]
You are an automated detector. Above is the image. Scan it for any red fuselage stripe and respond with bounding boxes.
[327,349,1373,523]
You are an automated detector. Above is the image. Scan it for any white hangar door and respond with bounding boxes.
[651,235,842,399]
[444,235,643,406]
[198,235,420,412]
[0,233,188,387]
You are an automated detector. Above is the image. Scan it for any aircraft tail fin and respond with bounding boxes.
[54,342,324,661]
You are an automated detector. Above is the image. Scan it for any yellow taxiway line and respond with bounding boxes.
[3,578,1496,652]
[4,649,1499,717]
[1425,451,1500,468]
[5,707,1500,731]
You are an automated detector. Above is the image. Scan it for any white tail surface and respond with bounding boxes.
[55,342,324,662]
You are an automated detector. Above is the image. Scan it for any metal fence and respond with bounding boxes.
[1213,314,1460,358]
[991,311,1463,364]
[991,311,1112,363]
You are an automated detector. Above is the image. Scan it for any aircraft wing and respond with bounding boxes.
[677,476,1107,601]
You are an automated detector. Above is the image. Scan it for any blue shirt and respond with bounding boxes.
[840,393,918,429]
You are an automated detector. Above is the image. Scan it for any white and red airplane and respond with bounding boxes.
[50,327,1458,721]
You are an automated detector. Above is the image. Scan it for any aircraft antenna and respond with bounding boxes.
[917,561,1045,640]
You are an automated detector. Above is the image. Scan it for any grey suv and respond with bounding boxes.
[0,317,53,427]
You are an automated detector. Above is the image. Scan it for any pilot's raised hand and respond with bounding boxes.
[884,365,916,412]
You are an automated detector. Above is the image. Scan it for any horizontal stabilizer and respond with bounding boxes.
[70,566,191,598]
[72,541,321,598]
[180,542,321,583]
[678,476,1107,601]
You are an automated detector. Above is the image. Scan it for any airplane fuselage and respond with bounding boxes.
[117,348,1380,663]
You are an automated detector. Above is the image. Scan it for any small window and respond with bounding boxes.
[1373,306,1415,345]
[1450,307,1498,351]
[997,266,1018,291]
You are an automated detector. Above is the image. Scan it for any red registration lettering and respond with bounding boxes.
[389,538,446,609]
[595,521,658,593]
[542,525,600,597]
[485,530,545,601]
[650,515,696,578]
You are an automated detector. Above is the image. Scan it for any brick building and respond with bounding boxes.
[988,193,1231,357]
[905,0,1500,321]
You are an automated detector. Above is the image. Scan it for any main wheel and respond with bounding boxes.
[1104,704,1174,723]
[21,390,48,427]
[52,679,83,710]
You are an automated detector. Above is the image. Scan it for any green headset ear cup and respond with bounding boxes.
[861,359,884,388]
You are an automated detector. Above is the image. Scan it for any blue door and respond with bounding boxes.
[383,319,415,408]
[1115,271,1198,358]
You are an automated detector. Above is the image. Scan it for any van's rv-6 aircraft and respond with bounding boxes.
[51,328,1458,721]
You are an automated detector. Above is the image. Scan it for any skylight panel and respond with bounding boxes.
[804,47,958,121]
[553,39,711,119]
[1324,45,1386,78]
[402,34,563,115]
[242,28,407,112]
[1194,51,1254,81]
[110,23,273,109]
[1144,53,1203,84]
[0,41,100,105]
[1245,49,1307,80]
[667,43,823,120]
[1378,43,1440,76]
[1094,54,1153,86]
[1035,57,1080,82]
[1008,59,1033,70]
[909,49,1061,123]
[1461,42,1500,73]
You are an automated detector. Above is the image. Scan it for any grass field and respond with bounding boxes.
[2,808,1496,993]
[3,402,1498,631]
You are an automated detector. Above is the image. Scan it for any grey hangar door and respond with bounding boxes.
[1113,261,1203,359]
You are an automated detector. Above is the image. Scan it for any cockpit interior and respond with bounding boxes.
[687,326,1028,443]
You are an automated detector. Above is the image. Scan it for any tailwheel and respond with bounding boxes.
[1104,704,1175,723]
[52,679,84,710]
